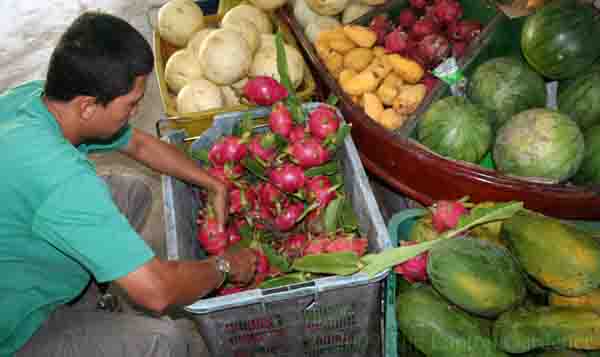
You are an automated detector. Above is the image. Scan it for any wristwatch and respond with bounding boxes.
[215,256,231,284]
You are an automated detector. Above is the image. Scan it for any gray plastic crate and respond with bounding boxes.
[161,102,391,357]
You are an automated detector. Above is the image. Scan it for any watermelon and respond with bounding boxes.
[417,96,493,164]
[493,108,584,182]
[521,0,600,80]
[467,56,547,129]
[558,71,600,131]
[573,124,600,185]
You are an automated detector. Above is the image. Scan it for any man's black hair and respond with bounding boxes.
[44,11,154,105]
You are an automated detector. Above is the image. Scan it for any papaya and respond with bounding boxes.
[549,288,600,312]
[493,305,600,354]
[532,351,588,357]
[427,236,526,317]
[396,284,508,357]
[501,210,600,297]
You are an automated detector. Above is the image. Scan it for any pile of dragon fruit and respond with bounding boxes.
[194,100,369,295]
[370,0,483,88]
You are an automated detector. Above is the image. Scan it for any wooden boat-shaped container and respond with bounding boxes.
[277,1,600,220]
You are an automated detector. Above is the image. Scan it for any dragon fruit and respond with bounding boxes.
[305,176,336,208]
[196,209,228,255]
[249,132,278,163]
[393,241,429,283]
[274,201,305,231]
[282,233,309,259]
[289,138,331,168]
[431,200,468,233]
[325,235,368,256]
[308,105,340,141]
[269,102,294,139]
[303,237,330,256]
[269,163,306,193]
[229,186,256,214]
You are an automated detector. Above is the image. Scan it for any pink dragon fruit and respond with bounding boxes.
[289,137,331,168]
[431,200,468,233]
[393,241,429,283]
[303,237,330,256]
[305,176,336,208]
[282,233,309,259]
[308,105,340,141]
[269,102,294,139]
[274,202,305,231]
[269,163,306,193]
[249,132,278,163]
[325,235,368,256]
[229,187,256,214]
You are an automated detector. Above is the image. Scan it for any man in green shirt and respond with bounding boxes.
[0,11,257,357]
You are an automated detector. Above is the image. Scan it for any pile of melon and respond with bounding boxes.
[157,0,305,114]
[415,0,600,185]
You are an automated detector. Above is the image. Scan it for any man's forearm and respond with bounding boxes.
[121,129,222,193]
[117,256,225,312]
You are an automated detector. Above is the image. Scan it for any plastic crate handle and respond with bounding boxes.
[384,208,427,357]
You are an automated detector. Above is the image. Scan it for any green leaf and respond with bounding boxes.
[232,113,255,137]
[359,201,525,278]
[333,122,351,150]
[242,157,267,180]
[189,148,209,165]
[440,201,524,239]
[304,161,339,177]
[275,31,294,97]
[339,196,359,232]
[275,31,305,124]
[326,94,339,106]
[261,243,292,273]
[324,196,343,234]
[239,223,253,241]
[259,272,309,289]
[292,251,362,275]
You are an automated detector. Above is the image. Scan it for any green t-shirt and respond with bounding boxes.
[0,81,155,356]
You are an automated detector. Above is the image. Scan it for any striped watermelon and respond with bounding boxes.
[558,71,600,131]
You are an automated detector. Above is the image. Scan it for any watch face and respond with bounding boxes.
[217,257,231,273]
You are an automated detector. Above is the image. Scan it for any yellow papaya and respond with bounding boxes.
[501,210,600,296]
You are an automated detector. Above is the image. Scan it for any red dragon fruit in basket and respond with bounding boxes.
[229,186,257,215]
[289,137,331,168]
[197,211,229,255]
[257,181,285,211]
[217,286,247,296]
[282,233,309,259]
[243,76,288,106]
[274,201,305,231]
[369,15,393,46]
[447,19,482,42]
[289,125,308,143]
[416,34,451,66]
[431,200,468,233]
[451,40,468,58]
[269,102,294,139]
[432,0,463,25]
[394,241,429,283]
[308,105,340,141]
[409,0,429,9]
[207,164,244,189]
[384,29,410,54]
[227,225,243,245]
[303,236,331,256]
[306,176,336,208]
[269,163,306,193]
[209,136,247,164]
[410,17,439,40]
[397,8,417,30]
[325,235,368,257]
[249,132,278,163]
[421,73,440,94]
[253,248,271,285]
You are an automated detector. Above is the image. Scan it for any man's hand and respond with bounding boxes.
[210,182,228,231]
[223,248,257,285]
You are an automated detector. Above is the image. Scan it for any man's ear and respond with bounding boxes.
[76,96,98,121]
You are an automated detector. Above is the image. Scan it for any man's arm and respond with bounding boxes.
[116,249,257,313]
[119,128,228,227]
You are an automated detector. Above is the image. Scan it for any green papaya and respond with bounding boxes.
[533,350,588,357]
[494,306,600,354]
[427,237,527,317]
[501,210,600,296]
[396,284,508,357]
